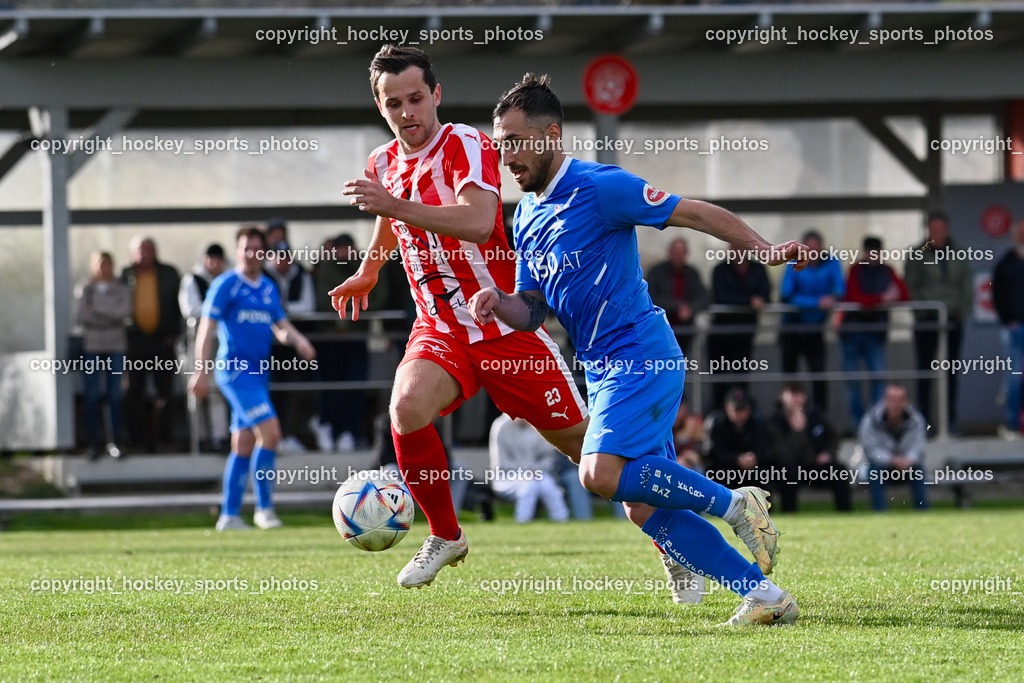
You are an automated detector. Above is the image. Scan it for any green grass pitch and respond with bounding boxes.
[1,509,1022,681]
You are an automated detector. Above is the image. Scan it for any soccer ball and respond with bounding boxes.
[332,469,415,551]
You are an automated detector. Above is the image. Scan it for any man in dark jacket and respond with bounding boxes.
[647,238,709,356]
[769,382,851,512]
[703,389,775,491]
[120,235,182,452]
[904,210,973,434]
[992,219,1024,439]
[709,247,771,409]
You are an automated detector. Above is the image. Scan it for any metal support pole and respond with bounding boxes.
[38,106,74,448]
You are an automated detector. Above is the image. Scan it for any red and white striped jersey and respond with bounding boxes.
[369,122,515,344]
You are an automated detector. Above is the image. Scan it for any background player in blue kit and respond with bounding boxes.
[189,226,316,531]
[470,74,809,626]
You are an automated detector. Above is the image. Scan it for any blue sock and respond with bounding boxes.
[251,447,276,510]
[222,452,250,516]
[612,454,734,517]
[642,507,765,596]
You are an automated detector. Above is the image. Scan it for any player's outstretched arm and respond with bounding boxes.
[469,287,549,332]
[272,319,316,361]
[668,198,810,271]
[343,169,497,244]
[329,216,397,321]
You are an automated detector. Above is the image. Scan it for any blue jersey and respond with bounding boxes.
[202,270,285,387]
[514,158,683,363]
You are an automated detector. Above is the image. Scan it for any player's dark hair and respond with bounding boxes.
[369,44,437,100]
[493,73,564,128]
[236,224,266,249]
[801,228,823,243]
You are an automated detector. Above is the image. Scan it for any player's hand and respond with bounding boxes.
[343,169,396,217]
[188,372,209,400]
[295,337,316,361]
[469,288,501,326]
[768,240,811,271]
[329,269,378,322]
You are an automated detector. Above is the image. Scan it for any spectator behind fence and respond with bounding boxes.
[120,235,182,452]
[857,384,928,511]
[904,210,972,436]
[779,229,845,410]
[647,237,710,356]
[709,246,771,409]
[703,388,774,491]
[263,220,318,452]
[840,236,909,429]
[179,243,230,453]
[992,219,1024,440]
[489,414,569,524]
[312,234,384,451]
[769,382,851,512]
[75,251,131,460]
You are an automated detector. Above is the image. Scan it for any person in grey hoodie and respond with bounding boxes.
[858,384,928,510]
[75,251,131,460]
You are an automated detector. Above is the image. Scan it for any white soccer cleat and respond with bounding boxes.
[397,532,469,588]
[254,508,284,529]
[661,553,706,604]
[215,514,253,531]
[728,487,780,575]
[718,590,799,627]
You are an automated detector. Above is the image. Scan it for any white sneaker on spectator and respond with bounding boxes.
[278,435,307,453]
[337,431,356,452]
[310,416,334,452]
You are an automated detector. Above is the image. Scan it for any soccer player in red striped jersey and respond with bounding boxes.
[329,45,588,588]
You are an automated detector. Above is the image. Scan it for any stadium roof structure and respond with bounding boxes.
[2,3,1024,447]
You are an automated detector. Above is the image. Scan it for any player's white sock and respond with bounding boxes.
[722,490,746,525]
[744,578,784,603]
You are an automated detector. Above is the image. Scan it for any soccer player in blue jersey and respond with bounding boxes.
[470,75,808,626]
[189,225,316,531]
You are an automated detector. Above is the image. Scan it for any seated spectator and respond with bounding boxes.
[673,401,704,473]
[769,382,851,512]
[178,243,230,453]
[858,384,928,511]
[647,238,710,356]
[840,236,909,428]
[75,251,131,460]
[488,414,569,524]
[703,388,774,490]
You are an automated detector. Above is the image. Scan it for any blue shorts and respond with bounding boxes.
[581,358,685,460]
[218,381,277,432]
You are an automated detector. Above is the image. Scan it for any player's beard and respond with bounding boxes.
[517,149,554,194]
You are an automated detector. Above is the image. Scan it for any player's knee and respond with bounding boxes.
[623,502,654,528]
[578,453,617,498]
[389,389,434,435]
[255,419,281,449]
